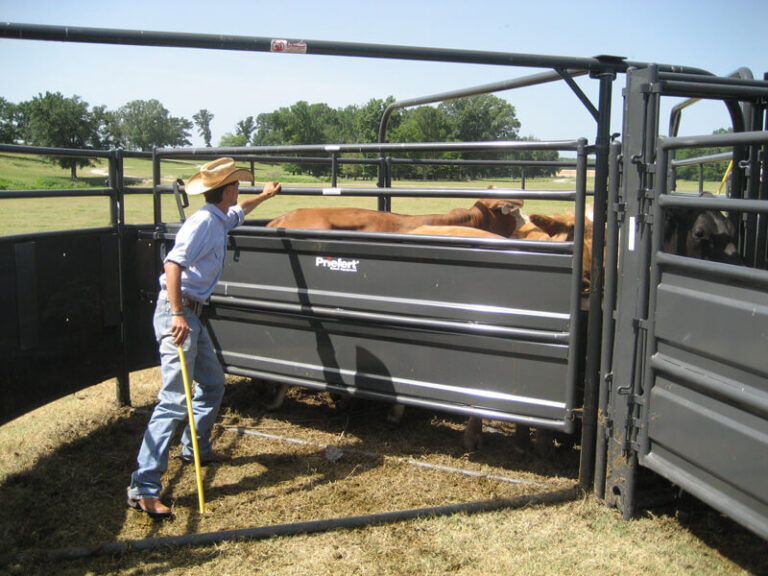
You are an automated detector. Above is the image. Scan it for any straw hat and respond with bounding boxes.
[185,157,254,195]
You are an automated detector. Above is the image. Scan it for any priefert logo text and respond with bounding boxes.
[315,256,360,272]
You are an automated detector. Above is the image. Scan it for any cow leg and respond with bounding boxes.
[515,424,531,451]
[533,428,555,456]
[386,403,405,428]
[463,416,483,451]
[264,382,289,411]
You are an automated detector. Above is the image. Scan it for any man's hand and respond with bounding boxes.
[240,181,281,215]
[261,181,281,200]
[170,313,190,346]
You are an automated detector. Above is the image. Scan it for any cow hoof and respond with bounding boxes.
[264,383,289,411]
[386,404,405,428]
[463,417,484,451]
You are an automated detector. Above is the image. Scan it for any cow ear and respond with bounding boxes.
[530,214,560,235]
[500,198,524,215]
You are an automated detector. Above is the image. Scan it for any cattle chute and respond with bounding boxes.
[1,22,767,542]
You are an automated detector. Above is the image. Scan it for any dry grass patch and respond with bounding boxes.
[1,371,766,575]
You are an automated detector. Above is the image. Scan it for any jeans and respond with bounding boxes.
[128,298,225,499]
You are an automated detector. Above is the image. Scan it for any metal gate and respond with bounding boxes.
[600,67,768,539]
[152,140,590,432]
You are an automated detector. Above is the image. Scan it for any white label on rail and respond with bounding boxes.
[323,188,342,195]
[324,145,341,151]
[628,216,636,251]
[270,39,307,54]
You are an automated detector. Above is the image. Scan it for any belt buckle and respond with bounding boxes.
[183,298,203,316]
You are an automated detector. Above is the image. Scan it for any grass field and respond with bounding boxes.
[0,152,720,236]
[2,151,763,574]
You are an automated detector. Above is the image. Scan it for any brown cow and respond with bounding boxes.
[267,198,526,237]
[662,192,742,264]
[407,225,506,238]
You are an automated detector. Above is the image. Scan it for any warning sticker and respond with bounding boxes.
[270,39,308,54]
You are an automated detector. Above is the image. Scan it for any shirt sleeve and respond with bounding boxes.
[165,215,212,268]
[226,204,245,230]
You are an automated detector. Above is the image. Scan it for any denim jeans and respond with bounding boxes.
[128,298,225,499]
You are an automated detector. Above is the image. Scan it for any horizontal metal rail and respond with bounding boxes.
[203,223,577,252]
[658,130,768,151]
[655,252,768,287]
[378,69,591,143]
[0,188,114,199]
[657,193,768,214]
[156,140,583,158]
[650,354,768,419]
[670,151,732,168]
[210,295,571,343]
[656,80,768,101]
[0,22,713,75]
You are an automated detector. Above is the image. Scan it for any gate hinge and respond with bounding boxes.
[613,201,626,224]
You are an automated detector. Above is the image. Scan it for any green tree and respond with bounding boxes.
[439,94,522,179]
[440,94,520,142]
[25,91,100,179]
[392,106,455,180]
[218,132,248,147]
[114,99,192,151]
[0,97,20,143]
[236,116,256,143]
[90,105,118,150]
[193,109,215,147]
[674,128,733,181]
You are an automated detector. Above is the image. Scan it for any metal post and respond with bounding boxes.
[113,149,131,407]
[579,70,614,489]
[331,152,338,188]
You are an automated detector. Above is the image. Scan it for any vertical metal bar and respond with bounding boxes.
[153,152,162,226]
[579,70,614,489]
[112,149,131,407]
[521,166,526,190]
[637,138,669,456]
[331,152,338,188]
[565,139,589,436]
[593,139,622,497]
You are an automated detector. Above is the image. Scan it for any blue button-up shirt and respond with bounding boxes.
[159,203,245,302]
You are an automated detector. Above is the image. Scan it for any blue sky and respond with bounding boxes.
[1,0,766,147]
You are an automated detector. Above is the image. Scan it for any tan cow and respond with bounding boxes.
[267,198,526,237]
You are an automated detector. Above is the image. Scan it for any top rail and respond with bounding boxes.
[0,22,713,76]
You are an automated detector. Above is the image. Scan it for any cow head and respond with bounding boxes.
[663,193,742,264]
[529,211,595,293]
[529,212,579,241]
[473,198,526,237]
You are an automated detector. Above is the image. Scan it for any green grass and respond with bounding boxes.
[0,152,722,236]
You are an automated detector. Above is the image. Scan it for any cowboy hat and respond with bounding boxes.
[185,157,254,195]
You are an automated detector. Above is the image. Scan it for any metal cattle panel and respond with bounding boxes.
[0,230,125,424]
[206,232,581,430]
[642,255,768,540]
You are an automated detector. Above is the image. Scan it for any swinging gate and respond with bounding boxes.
[599,66,768,540]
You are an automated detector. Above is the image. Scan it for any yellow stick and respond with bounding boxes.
[718,160,733,195]
[178,345,205,514]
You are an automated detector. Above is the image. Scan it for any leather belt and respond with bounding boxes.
[182,298,205,316]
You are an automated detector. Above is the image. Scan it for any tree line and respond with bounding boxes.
[0,91,562,180]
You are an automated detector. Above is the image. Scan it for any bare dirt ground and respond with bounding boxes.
[1,369,766,575]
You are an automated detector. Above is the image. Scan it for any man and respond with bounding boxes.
[127,157,280,518]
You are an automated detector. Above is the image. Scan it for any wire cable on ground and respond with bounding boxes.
[219,424,540,486]
[7,486,581,564]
